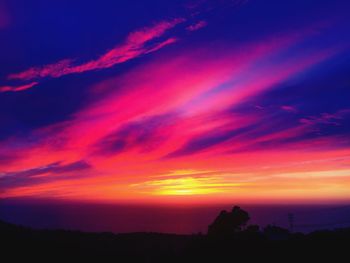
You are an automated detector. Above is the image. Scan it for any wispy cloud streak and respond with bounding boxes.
[0,82,38,93]
[0,18,184,93]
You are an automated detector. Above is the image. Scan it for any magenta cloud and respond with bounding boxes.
[0,18,184,93]
[0,82,39,93]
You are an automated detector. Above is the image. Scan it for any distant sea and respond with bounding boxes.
[1,199,350,234]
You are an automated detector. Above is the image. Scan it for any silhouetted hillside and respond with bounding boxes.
[1,206,350,262]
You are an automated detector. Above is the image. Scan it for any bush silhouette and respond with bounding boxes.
[208,206,250,236]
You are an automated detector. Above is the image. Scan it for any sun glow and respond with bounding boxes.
[132,172,243,196]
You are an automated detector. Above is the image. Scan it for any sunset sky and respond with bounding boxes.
[1,0,350,205]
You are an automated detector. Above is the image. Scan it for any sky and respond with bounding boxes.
[0,0,350,205]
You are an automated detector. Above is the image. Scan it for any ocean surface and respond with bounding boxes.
[1,199,350,234]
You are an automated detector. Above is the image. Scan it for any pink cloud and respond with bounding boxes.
[7,18,185,82]
[145,38,178,54]
[0,82,38,92]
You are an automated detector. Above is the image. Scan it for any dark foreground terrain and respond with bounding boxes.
[2,206,350,262]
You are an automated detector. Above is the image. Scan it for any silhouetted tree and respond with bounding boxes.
[207,206,250,236]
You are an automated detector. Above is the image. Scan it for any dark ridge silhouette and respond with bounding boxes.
[1,206,350,262]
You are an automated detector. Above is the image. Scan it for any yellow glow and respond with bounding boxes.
[132,175,243,196]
